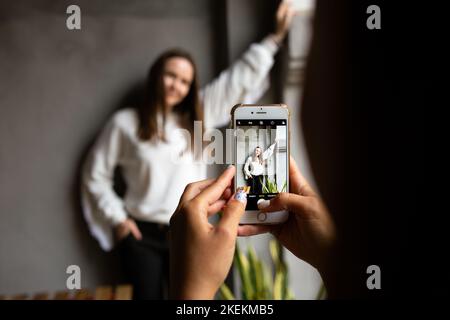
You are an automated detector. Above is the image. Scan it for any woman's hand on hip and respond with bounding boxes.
[114,218,143,241]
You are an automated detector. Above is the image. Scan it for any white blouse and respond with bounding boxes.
[81,37,279,251]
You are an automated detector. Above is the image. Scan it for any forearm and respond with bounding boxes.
[170,280,217,300]
[201,38,278,129]
[267,33,284,48]
[82,174,128,226]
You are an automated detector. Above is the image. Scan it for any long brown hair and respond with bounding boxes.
[253,146,264,165]
[137,49,203,144]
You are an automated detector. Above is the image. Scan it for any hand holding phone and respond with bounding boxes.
[237,157,336,273]
[169,166,246,299]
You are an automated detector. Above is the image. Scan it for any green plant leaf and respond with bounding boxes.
[262,261,273,299]
[286,288,295,300]
[247,245,256,299]
[270,179,277,193]
[248,245,263,299]
[256,260,267,299]
[269,240,280,266]
[219,240,295,300]
[219,283,235,300]
[281,180,287,192]
[261,176,269,193]
[235,243,253,300]
[315,283,326,300]
[281,262,289,300]
[273,268,284,300]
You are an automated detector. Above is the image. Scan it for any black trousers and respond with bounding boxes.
[248,175,263,194]
[117,220,170,300]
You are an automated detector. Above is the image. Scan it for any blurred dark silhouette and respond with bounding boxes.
[301,0,418,298]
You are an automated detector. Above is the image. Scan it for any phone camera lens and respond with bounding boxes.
[251,112,253,114]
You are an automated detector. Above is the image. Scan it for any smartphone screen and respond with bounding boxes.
[235,118,288,211]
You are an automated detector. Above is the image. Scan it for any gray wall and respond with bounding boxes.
[0,0,278,296]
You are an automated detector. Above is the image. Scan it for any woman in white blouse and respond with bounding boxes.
[244,142,278,194]
[81,2,294,299]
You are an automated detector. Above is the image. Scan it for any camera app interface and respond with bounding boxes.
[235,119,288,211]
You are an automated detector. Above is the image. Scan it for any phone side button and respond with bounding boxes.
[257,212,267,222]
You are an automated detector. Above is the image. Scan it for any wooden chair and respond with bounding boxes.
[0,284,133,300]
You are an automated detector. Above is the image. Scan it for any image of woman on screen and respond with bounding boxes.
[243,141,277,194]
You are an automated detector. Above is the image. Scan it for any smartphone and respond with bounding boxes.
[231,104,290,224]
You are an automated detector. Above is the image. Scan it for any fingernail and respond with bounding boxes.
[234,190,247,203]
[257,199,270,209]
[227,164,234,169]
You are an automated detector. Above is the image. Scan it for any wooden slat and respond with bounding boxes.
[114,284,133,300]
[10,294,28,300]
[32,292,50,300]
[74,289,93,300]
[53,291,71,300]
[94,286,113,300]
[2,284,133,301]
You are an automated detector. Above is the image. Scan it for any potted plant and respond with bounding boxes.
[219,239,295,300]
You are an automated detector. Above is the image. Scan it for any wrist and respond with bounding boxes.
[171,281,217,300]
[111,215,128,227]
[269,33,285,47]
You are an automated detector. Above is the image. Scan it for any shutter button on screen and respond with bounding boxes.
[257,212,267,222]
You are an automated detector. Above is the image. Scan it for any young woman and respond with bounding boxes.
[243,142,277,193]
[81,2,294,300]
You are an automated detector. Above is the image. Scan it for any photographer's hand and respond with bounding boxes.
[169,166,246,299]
[238,157,336,276]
